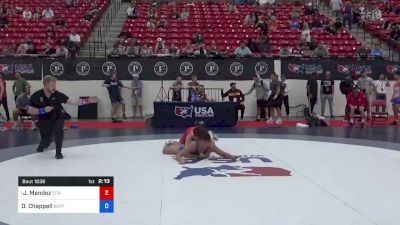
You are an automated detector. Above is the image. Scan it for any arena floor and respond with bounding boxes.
[0,127,399,225]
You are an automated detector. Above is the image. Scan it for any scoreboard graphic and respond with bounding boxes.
[18,176,114,213]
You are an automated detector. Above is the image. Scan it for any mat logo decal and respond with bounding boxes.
[175,155,291,180]
[174,106,215,118]
[174,106,193,118]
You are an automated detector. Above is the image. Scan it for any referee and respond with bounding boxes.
[28,75,97,159]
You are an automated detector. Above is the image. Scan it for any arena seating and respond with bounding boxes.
[0,0,110,52]
[123,2,362,56]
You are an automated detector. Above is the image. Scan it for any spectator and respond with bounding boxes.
[333,18,343,32]
[42,7,54,19]
[101,72,129,123]
[154,38,168,54]
[224,3,238,13]
[194,85,210,102]
[234,42,252,57]
[10,87,37,131]
[22,8,32,19]
[148,8,157,19]
[289,19,300,30]
[194,44,207,56]
[156,18,168,28]
[244,74,270,121]
[171,8,179,19]
[43,42,56,55]
[325,20,338,35]
[269,16,278,32]
[389,26,400,41]
[258,36,271,53]
[342,2,353,30]
[391,75,400,125]
[192,33,204,45]
[109,43,125,56]
[291,6,301,19]
[301,23,311,43]
[370,6,382,21]
[256,16,268,36]
[209,41,221,57]
[146,18,155,29]
[32,8,41,19]
[187,75,201,102]
[69,28,81,57]
[304,2,317,16]
[180,6,189,21]
[181,41,194,56]
[266,73,283,124]
[26,41,38,54]
[0,73,10,121]
[313,43,330,57]
[140,43,153,56]
[131,74,143,118]
[55,44,69,58]
[118,29,132,40]
[127,4,139,19]
[170,77,183,102]
[54,17,66,28]
[247,38,257,53]
[311,16,323,29]
[46,26,55,39]
[16,42,28,55]
[330,0,343,16]
[279,44,292,57]
[169,43,180,57]
[370,43,384,57]
[125,39,140,56]
[307,72,319,114]
[347,85,367,127]
[357,71,374,118]
[244,12,256,25]
[280,74,290,117]
[12,73,30,102]
[222,82,245,121]
[65,0,76,7]
[356,46,370,58]
[320,71,335,117]
[374,74,390,103]
[0,12,9,28]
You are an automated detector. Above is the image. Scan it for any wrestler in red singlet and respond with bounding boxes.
[179,126,196,144]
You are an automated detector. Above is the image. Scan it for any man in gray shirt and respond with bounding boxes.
[357,71,374,118]
[266,74,282,124]
[131,74,143,118]
[245,74,270,121]
[11,87,37,131]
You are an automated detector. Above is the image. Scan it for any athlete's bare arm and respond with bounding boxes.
[210,143,239,160]
[175,142,197,164]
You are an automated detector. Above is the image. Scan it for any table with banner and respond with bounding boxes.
[152,102,237,127]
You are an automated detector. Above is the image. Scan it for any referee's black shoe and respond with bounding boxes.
[55,153,64,159]
[36,148,44,153]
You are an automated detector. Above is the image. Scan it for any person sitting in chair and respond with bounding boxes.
[222,82,245,121]
[11,87,37,131]
[347,85,367,127]
[194,85,210,102]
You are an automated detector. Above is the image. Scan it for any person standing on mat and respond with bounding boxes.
[0,72,10,121]
[280,74,290,117]
[222,82,245,121]
[320,71,335,118]
[28,75,97,159]
[306,72,318,114]
[102,72,130,122]
[12,72,30,102]
[131,74,143,118]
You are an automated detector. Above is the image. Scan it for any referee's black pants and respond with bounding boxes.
[37,119,64,155]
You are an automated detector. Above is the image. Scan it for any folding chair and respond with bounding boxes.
[371,100,389,125]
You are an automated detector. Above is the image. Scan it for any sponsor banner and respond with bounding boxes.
[152,102,236,127]
[281,58,400,80]
[43,58,274,80]
[0,58,42,80]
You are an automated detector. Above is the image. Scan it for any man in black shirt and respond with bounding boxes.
[320,71,334,117]
[306,72,319,114]
[266,74,282,124]
[222,82,245,121]
[101,72,131,122]
[28,75,97,159]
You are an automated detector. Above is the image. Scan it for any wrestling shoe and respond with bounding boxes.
[209,131,219,141]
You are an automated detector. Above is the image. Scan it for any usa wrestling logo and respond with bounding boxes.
[386,65,400,74]
[174,155,291,180]
[174,106,193,118]
[337,64,371,74]
[288,63,323,74]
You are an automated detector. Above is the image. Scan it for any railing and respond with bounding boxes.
[167,88,224,102]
